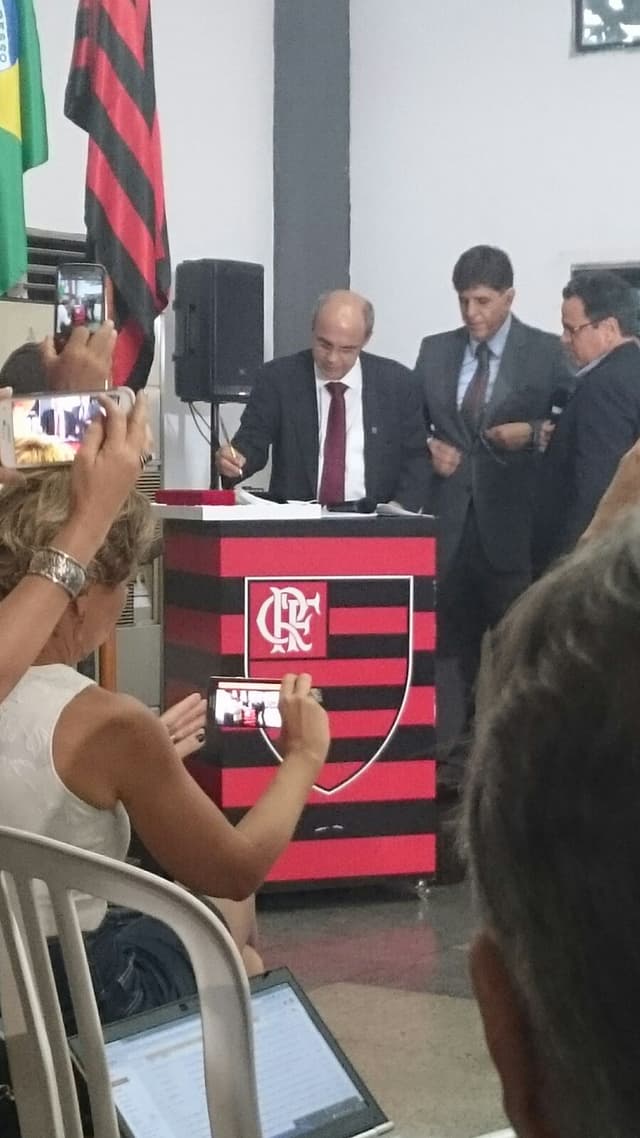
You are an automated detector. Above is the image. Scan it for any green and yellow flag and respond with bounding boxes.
[0,0,48,296]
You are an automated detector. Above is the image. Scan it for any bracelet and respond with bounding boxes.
[27,547,87,599]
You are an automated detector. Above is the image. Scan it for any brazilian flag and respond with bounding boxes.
[0,0,48,296]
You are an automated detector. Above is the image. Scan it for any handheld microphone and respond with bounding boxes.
[549,385,571,425]
[325,497,377,514]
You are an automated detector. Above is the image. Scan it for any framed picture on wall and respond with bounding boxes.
[575,1,640,51]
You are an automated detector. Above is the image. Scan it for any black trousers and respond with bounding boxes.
[437,506,530,774]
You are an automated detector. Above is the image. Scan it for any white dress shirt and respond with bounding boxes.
[314,357,366,500]
[55,408,67,438]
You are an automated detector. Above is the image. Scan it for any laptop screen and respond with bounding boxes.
[89,969,389,1138]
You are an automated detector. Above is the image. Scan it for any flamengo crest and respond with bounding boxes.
[255,585,323,655]
[245,576,413,795]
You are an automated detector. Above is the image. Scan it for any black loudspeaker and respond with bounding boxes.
[173,259,264,402]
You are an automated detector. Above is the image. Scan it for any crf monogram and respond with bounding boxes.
[256,586,322,654]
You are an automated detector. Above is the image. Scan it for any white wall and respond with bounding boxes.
[27,0,274,487]
[350,0,640,365]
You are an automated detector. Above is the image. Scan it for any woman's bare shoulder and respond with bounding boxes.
[65,684,164,745]
[55,684,173,807]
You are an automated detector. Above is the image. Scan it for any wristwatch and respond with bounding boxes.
[27,547,87,599]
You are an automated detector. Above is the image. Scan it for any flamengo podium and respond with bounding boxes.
[162,511,437,887]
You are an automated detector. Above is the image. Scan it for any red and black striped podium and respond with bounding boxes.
[163,515,437,886]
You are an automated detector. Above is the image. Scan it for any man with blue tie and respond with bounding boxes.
[414,245,568,789]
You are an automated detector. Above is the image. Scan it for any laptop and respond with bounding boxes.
[69,966,393,1138]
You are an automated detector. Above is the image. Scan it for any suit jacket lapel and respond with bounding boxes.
[361,353,380,498]
[294,351,321,495]
[447,329,472,445]
[484,316,523,423]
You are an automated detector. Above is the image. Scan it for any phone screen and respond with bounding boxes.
[12,390,129,467]
[55,263,106,344]
[210,679,282,731]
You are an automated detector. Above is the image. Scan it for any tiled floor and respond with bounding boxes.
[258,880,509,1138]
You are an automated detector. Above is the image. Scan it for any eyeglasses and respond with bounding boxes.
[561,319,599,338]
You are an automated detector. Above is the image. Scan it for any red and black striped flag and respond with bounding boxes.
[64,0,170,390]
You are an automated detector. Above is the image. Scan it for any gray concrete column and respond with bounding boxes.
[273,0,350,355]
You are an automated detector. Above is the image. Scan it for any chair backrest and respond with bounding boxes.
[0,824,262,1138]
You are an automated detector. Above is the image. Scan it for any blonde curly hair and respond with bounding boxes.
[14,436,76,466]
[0,467,155,599]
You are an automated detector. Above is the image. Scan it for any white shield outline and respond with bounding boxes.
[244,574,414,796]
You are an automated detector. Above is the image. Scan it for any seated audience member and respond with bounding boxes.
[0,386,150,704]
[463,512,640,1138]
[0,320,116,393]
[0,466,330,1020]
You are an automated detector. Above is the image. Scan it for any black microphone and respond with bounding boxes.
[549,385,571,425]
[325,497,377,514]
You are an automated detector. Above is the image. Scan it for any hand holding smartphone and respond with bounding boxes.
[206,675,329,778]
[54,262,108,354]
[208,676,323,733]
[0,388,135,469]
[209,678,284,731]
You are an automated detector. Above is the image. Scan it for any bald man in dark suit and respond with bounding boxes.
[216,290,429,512]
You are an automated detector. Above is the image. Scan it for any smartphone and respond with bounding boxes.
[0,388,134,468]
[207,676,323,734]
[54,262,107,352]
[208,677,283,732]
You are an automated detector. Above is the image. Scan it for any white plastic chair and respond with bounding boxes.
[0,824,262,1138]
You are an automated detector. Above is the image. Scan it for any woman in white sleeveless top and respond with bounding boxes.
[0,468,330,1027]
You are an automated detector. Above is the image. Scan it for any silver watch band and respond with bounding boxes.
[27,547,87,599]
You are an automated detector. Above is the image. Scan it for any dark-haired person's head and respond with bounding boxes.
[452,245,515,342]
[463,512,640,1138]
[0,341,47,395]
[561,270,638,369]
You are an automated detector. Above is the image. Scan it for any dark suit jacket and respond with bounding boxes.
[414,316,568,575]
[40,407,82,440]
[231,349,429,511]
[535,340,640,570]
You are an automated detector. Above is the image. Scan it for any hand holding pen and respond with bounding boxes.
[214,418,247,480]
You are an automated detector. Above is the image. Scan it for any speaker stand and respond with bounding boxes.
[209,402,222,490]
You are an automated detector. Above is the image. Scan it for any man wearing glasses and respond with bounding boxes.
[215,289,428,512]
[535,270,640,573]
[414,245,568,794]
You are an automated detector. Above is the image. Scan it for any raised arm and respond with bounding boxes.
[82,673,330,900]
[230,369,283,476]
[215,367,280,484]
[0,390,149,703]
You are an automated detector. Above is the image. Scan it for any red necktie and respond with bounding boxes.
[318,382,347,505]
[461,341,491,433]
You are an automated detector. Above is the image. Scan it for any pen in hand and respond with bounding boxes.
[217,417,244,474]
[218,417,237,459]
